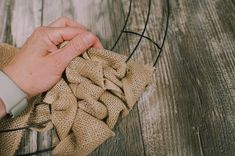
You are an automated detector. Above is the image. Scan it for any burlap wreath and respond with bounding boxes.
[0,43,154,155]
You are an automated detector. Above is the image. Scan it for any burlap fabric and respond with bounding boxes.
[0,43,154,155]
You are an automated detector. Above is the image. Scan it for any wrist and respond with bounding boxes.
[3,65,31,98]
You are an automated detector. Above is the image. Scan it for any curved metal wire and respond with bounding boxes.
[0,119,51,133]
[153,0,170,66]
[110,0,133,51]
[16,146,56,156]
[111,0,170,66]
[0,96,50,133]
[122,30,161,49]
[125,0,152,63]
[0,0,171,154]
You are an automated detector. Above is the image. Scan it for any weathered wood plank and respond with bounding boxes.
[10,0,42,47]
[133,0,235,156]
[0,0,14,44]
[1,0,234,155]
[0,0,8,42]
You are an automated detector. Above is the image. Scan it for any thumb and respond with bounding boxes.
[54,32,98,65]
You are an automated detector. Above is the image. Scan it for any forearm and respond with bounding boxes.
[0,98,6,119]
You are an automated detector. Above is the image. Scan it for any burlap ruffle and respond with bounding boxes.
[0,43,154,156]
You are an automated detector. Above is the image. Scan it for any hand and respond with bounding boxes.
[3,17,103,97]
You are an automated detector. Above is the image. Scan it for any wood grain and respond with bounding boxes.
[134,0,235,156]
[0,0,234,155]
[0,0,14,44]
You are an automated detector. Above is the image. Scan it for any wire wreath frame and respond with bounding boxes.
[0,0,170,155]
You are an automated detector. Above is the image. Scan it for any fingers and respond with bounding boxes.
[44,17,103,48]
[34,26,84,45]
[48,16,86,30]
[51,32,99,66]
[45,26,103,48]
[31,17,103,58]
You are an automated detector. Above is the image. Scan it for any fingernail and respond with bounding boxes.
[83,33,94,45]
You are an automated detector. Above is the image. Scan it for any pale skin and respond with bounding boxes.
[0,17,103,119]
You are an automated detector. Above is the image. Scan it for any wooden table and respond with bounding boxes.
[0,0,234,155]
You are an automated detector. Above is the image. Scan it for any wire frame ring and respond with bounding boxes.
[0,0,170,155]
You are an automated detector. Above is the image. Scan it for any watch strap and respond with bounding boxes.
[0,70,28,117]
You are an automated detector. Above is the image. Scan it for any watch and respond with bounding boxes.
[0,70,28,118]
